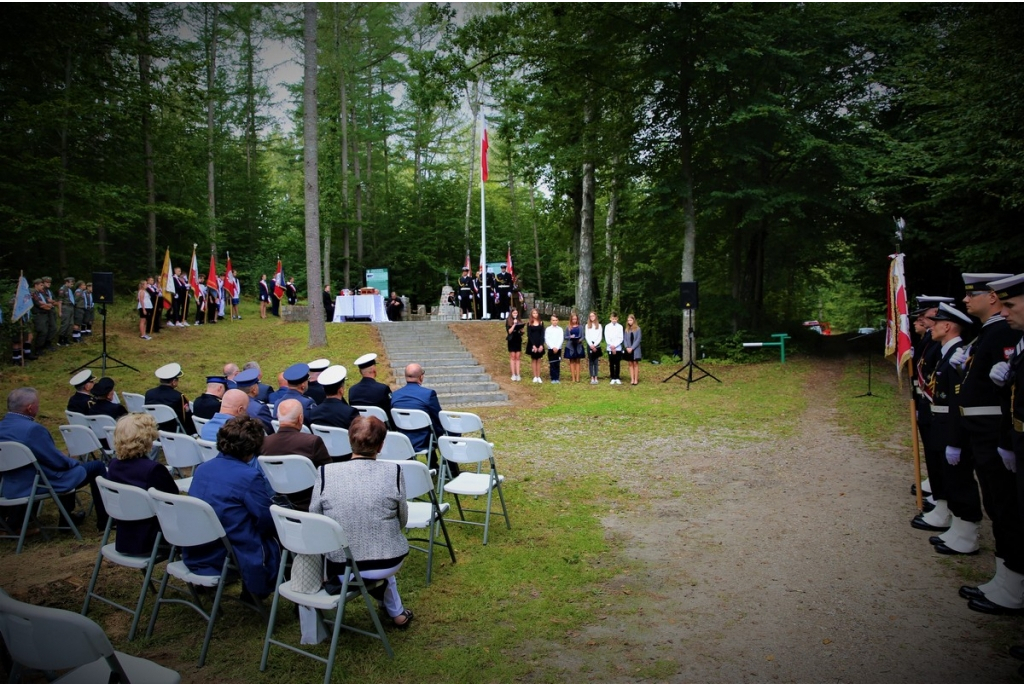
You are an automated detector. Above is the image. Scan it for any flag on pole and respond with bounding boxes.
[206,254,218,290]
[273,258,285,299]
[188,245,202,299]
[11,272,32,323]
[159,248,174,310]
[885,252,913,385]
[224,253,238,298]
[506,244,514,279]
[480,126,489,182]
[479,117,489,317]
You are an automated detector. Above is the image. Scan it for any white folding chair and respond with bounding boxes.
[195,438,219,463]
[143,404,186,434]
[84,415,118,459]
[65,410,90,429]
[310,424,351,458]
[157,431,202,493]
[0,441,83,553]
[146,488,265,668]
[439,410,487,441]
[0,589,181,684]
[191,415,211,435]
[378,431,417,462]
[353,405,389,424]
[271,419,311,434]
[437,436,511,545]
[257,455,317,509]
[260,505,393,684]
[390,408,437,460]
[59,424,105,462]
[82,477,163,641]
[122,391,146,413]
[397,460,455,585]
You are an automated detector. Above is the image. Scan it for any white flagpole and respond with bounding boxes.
[480,116,488,319]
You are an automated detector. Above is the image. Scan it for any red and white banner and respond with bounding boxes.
[206,254,218,290]
[506,245,514,279]
[480,126,489,182]
[159,248,174,310]
[188,246,202,299]
[224,253,238,297]
[273,259,285,299]
[885,252,913,384]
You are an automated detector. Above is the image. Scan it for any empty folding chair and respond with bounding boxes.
[437,436,511,545]
[60,424,105,463]
[191,415,211,435]
[157,431,203,493]
[143,404,186,434]
[396,460,455,585]
[439,410,487,441]
[0,589,181,684]
[271,419,311,434]
[122,391,146,413]
[260,505,393,684]
[378,431,417,462]
[310,424,351,459]
[65,410,90,429]
[389,408,437,462]
[353,405,389,424]
[195,438,219,463]
[257,455,317,509]
[84,415,118,459]
[0,441,83,553]
[146,488,266,668]
[82,477,163,641]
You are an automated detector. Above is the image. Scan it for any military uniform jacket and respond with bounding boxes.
[1007,339,1024,456]
[191,393,222,420]
[67,391,93,416]
[305,381,327,406]
[310,397,360,430]
[144,384,194,434]
[348,377,392,417]
[496,271,512,289]
[87,398,128,421]
[949,316,1022,449]
[928,339,965,448]
[459,275,474,293]
[270,387,316,426]
[914,332,941,428]
[247,397,275,435]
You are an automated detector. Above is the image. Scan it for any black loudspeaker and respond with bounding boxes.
[680,281,699,310]
[92,272,114,304]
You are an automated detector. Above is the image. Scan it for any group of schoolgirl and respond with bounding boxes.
[505,308,642,385]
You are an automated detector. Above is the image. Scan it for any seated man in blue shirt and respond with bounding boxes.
[0,387,108,531]
[199,389,250,442]
[390,363,458,476]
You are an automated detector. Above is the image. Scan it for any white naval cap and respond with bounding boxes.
[318,364,348,386]
[308,358,331,372]
[932,302,974,327]
[963,273,1012,293]
[155,362,183,381]
[70,369,96,387]
[355,353,377,369]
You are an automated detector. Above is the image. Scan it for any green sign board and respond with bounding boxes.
[366,268,388,295]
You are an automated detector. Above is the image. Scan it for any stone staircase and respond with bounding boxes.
[376,321,508,407]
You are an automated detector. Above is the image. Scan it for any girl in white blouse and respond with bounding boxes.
[604,312,624,385]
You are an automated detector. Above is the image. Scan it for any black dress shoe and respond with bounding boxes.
[1008,645,1024,661]
[921,499,936,513]
[959,585,985,601]
[929,535,947,545]
[65,510,86,528]
[967,597,1024,616]
[912,514,949,532]
[934,543,979,556]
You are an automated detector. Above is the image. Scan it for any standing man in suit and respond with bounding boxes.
[322,284,335,322]
[391,363,457,476]
[348,353,392,420]
[144,363,195,434]
[171,267,189,327]
[310,365,359,430]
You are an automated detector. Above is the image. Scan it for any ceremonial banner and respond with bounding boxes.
[506,245,514,278]
[224,253,238,298]
[160,248,174,310]
[885,252,913,385]
[273,259,285,299]
[479,117,489,317]
[11,273,32,322]
[188,246,202,299]
[206,254,218,290]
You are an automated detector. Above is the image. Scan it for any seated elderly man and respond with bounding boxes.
[223,363,240,390]
[261,398,332,510]
[67,369,96,415]
[391,363,457,476]
[0,387,108,531]
[270,363,316,425]
[242,361,273,403]
[184,416,280,599]
[234,368,274,435]
[199,389,251,442]
[87,377,129,422]
[191,375,228,420]
[310,365,359,430]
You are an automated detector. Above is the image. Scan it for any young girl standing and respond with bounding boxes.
[585,311,603,384]
[564,312,584,383]
[624,313,642,385]
[505,308,524,381]
[526,308,546,383]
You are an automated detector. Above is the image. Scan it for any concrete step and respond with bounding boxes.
[386,349,471,360]
[389,358,482,369]
[395,380,501,393]
[437,390,510,406]
[394,372,493,386]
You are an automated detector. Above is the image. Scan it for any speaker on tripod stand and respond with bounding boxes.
[663,281,722,389]
[72,272,140,376]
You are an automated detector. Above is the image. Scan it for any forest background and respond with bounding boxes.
[1,3,1022,357]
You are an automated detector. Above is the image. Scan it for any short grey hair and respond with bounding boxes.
[7,388,38,413]
[243,361,261,372]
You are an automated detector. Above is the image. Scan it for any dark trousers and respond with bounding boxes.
[147,303,161,333]
[271,294,280,317]
[171,295,185,324]
[921,417,947,499]
[608,350,622,380]
[971,431,1024,572]
[58,460,108,529]
[498,289,510,317]
[944,442,983,522]
[548,349,561,381]
[459,291,473,315]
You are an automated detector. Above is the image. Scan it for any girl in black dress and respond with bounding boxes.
[506,308,524,381]
[564,312,585,383]
[526,308,546,383]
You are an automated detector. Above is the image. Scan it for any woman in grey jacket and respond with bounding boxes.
[310,416,414,627]
[625,313,642,386]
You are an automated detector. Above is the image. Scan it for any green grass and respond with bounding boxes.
[1,300,819,682]
[833,358,913,451]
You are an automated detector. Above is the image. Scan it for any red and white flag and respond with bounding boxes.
[159,248,174,310]
[480,126,489,182]
[188,246,202,299]
[224,253,238,297]
[206,254,218,290]
[273,259,285,299]
[506,245,514,279]
[885,252,913,385]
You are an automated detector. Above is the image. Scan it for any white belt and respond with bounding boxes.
[930,405,949,414]
[960,406,1002,417]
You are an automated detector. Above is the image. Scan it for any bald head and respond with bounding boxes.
[277,399,304,429]
[221,389,249,417]
[276,372,286,389]
[223,363,239,380]
[205,382,227,398]
[404,363,424,384]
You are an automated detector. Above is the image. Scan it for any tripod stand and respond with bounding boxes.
[851,329,883,398]
[663,309,721,389]
[72,305,139,376]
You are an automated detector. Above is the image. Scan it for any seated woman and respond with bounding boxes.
[184,416,280,599]
[105,413,177,556]
[310,416,413,627]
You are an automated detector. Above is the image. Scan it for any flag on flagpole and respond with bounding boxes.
[224,253,238,298]
[11,272,32,323]
[273,258,285,299]
[479,117,489,318]
[206,254,218,290]
[480,125,489,182]
[885,252,913,385]
[188,245,202,299]
[506,244,514,279]
[159,248,174,310]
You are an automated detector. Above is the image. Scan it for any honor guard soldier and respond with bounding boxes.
[496,264,513,319]
[58,277,76,346]
[310,365,359,431]
[944,274,1024,616]
[192,376,228,420]
[271,363,317,426]
[67,369,97,415]
[913,303,972,536]
[31,279,55,353]
[145,362,195,434]
[348,353,392,422]
[305,359,330,405]
[910,295,955,503]
[459,267,474,320]
[235,367,274,435]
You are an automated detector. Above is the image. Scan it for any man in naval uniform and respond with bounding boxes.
[67,369,97,415]
[271,363,317,426]
[305,359,330,405]
[458,267,474,320]
[310,365,359,430]
[242,361,273,403]
[348,353,392,421]
[192,376,228,420]
[144,362,195,434]
[235,367,274,435]
[496,264,513,319]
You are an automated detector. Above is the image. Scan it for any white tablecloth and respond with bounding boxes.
[333,294,387,322]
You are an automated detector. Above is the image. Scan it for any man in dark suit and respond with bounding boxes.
[144,362,195,434]
[310,365,359,430]
[322,284,335,322]
[67,369,96,415]
[391,362,457,476]
[348,353,392,419]
[191,376,227,420]
[261,399,332,510]
[235,367,274,434]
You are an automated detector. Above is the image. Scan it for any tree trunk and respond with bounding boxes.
[206,4,219,255]
[304,2,326,347]
[137,4,156,274]
[338,35,350,291]
[577,99,596,316]
[530,189,542,298]
[604,166,618,310]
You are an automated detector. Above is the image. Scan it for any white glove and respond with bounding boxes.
[999,447,1017,473]
[949,347,969,368]
[945,446,962,466]
[990,361,1011,386]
